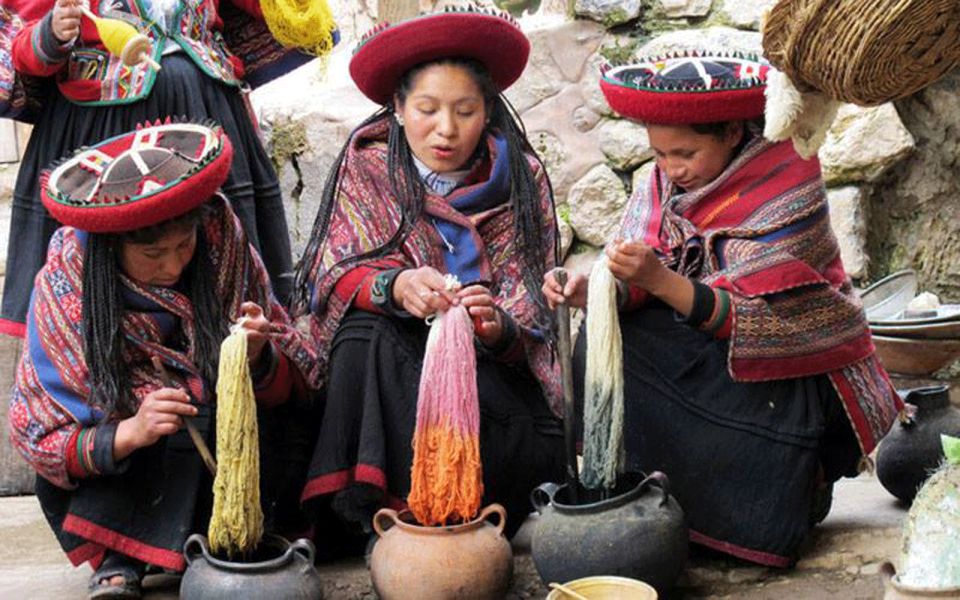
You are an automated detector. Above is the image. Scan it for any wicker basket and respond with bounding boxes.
[763,0,960,106]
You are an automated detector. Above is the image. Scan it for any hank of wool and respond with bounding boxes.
[580,257,625,490]
[407,286,483,526]
[260,0,337,56]
[208,325,263,557]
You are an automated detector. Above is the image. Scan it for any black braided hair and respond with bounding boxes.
[291,57,558,338]
[83,205,227,419]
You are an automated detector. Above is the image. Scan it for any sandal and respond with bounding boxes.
[88,553,144,599]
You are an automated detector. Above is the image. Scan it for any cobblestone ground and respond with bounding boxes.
[0,473,903,599]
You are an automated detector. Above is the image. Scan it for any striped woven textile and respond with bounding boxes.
[620,136,901,453]
[8,196,314,489]
[299,119,561,412]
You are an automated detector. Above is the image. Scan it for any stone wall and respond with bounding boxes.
[255,0,924,283]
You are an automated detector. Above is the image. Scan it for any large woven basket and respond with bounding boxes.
[763,0,960,106]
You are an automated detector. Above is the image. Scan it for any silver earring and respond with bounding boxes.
[395,114,405,127]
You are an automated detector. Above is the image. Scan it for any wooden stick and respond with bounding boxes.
[555,269,579,504]
[548,582,589,600]
[151,356,217,476]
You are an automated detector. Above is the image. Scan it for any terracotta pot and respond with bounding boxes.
[369,503,513,600]
[877,386,960,502]
[530,471,687,596]
[872,336,960,376]
[180,534,322,599]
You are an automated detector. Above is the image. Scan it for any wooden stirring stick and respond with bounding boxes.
[151,356,217,476]
[548,582,590,600]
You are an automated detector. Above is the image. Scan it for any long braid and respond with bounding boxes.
[491,94,558,341]
[83,234,135,418]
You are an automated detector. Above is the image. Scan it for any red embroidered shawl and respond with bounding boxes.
[620,136,901,453]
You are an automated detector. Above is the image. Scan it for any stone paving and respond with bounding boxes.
[0,472,905,599]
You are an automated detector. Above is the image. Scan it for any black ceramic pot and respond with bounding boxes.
[180,534,322,599]
[529,471,688,595]
[876,385,960,502]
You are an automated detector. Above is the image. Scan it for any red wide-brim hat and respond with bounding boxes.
[350,6,530,105]
[40,120,233,233]
[600,52,770,124]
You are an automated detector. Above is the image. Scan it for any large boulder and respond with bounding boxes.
[657,0,712,18]
[638,25,762,56]
[819,104,915,186]
[714,0,776,29]
[506,20,605,114]
[826,186,868,279]
[597,118,653,171]
[567,164,628,245]
[574,0,643,26]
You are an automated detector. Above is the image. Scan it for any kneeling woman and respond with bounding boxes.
[8,123,313,598]
[543,54,903,566]
[293,8,564,539]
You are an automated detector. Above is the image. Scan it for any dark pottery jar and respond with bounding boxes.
[530,471,688,595]
[180,534,322,599]
[877,385,960,503]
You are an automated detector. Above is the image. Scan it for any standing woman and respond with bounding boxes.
[0,0,335,335]
[543,53,903,566]
[292,7,564,540]
[8,123,314,598]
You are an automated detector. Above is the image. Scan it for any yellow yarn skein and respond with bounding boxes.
[260,0,337,56]
[208,326,263,557]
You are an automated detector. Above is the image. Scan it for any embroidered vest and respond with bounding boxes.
[62,0,240,105]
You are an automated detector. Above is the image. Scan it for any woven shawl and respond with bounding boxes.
[300,119,561,411]
[620,137,901,453]
[9,196,313,488]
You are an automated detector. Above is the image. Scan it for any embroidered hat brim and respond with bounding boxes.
[40,121,233,233]
[350,8,530,105]
[600,54,769,124]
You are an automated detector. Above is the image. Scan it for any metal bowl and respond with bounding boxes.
[872,335,960,376]
[861,270,918,322]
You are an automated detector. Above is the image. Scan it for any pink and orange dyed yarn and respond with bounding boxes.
[408,304,484,526]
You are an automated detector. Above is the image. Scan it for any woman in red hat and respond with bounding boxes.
[291,7,564,546]
[7,122,316,598]
[543,54,903,566]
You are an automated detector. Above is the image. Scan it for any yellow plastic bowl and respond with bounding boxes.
[545,576,658,600]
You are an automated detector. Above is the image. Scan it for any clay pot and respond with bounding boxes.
[530,471,688,595]
[369,503,513,600]
[180,534,322,599]
[876,386,960,502]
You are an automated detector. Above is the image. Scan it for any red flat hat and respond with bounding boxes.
[40,121,233,233]
[350,6,530,105]
[600,52,770,124]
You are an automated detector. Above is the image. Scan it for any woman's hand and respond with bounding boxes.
[457,285,503,346]
[114,387,197,460]
[605,239,668,292]
[542,268,588,310]
[607,239,695,315]
[392,266,457,319]
[238,302,271,365]
[52,0,82,43]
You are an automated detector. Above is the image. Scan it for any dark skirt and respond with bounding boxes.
[1,54,293,333]
[573,304,860,567]
[301,311,565,543]
[36,402,310,570]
